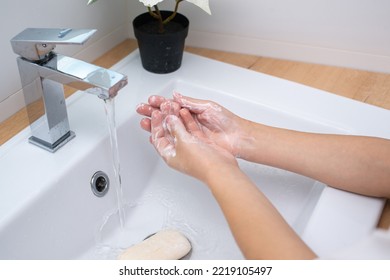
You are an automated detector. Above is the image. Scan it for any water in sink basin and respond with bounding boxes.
[89,164,324,260]
[0,52,386,260]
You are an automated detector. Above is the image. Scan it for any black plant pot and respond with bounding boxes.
[133,11,189,74]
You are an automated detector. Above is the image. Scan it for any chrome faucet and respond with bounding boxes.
[11,28,128,152]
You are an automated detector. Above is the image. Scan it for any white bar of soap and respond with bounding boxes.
[118,229,192,260]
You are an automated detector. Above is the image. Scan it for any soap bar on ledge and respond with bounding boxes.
[118,229,192,260]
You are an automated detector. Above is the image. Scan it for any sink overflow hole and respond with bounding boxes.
[91,171,110,197]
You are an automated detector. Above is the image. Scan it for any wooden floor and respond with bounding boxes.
[1,38,389,229]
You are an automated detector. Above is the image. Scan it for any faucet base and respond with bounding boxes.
[29,131,76,153]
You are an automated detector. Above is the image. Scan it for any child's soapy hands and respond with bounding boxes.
[149,107,238,183]
[136,93,252,158]
[137,96,181,143]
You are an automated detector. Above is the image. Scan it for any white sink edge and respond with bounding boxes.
[302,187,385,257]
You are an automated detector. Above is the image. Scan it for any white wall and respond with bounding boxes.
[0,0,129,123]
[128,0,390,73]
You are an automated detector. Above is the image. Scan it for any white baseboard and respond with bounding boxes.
[0,90,25,123]
[186,30,390,74]
[0,25,129,124]
[75,24,129,62]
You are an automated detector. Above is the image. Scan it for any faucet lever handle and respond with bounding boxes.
[11,28,97,61]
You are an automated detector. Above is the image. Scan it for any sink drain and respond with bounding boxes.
[90,171,110,197]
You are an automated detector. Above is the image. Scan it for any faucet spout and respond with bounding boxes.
[41,53,128,100]
[11,28,128,152]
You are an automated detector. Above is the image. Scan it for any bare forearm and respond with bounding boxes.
[241,122,390,198]
[205,165,316,259]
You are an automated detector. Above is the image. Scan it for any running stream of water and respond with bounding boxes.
[104,98,126,229]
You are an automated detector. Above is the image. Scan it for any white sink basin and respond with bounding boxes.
[0,51,388,259]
